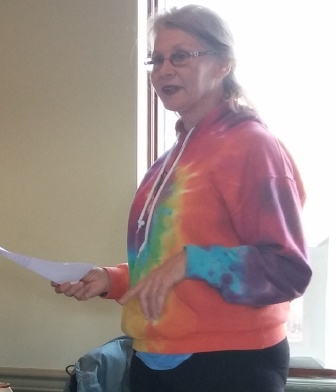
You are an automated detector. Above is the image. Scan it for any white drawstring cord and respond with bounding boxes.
[137,144,176,232]
[137,127,195,256]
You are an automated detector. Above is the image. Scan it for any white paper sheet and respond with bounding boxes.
[0,246,95,284]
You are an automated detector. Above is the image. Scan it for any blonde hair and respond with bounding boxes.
[148,5,252,112]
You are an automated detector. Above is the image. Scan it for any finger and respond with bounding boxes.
[148,284,168,320]
[74,282,103,301]
[80,268,98,282]
[121,283,152,320]
[62,281,85,297]
[148,286,160,320]
[138,280,165,321]
[138,285,154,320]
[119,279,164,320]
[118,285,138,305]
[154,290,167,320]
[54,282,72,294]
[73,287,90,301]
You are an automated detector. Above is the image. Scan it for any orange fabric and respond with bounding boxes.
[103,264,129,300]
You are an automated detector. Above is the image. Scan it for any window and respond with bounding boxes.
[138,0,335,370]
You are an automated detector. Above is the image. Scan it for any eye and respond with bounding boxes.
[152,54,164,66]
[171,51,190,64]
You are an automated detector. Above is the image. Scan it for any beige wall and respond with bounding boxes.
[0,0,137,369]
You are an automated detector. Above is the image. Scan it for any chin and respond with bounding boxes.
[157,94,179,111]
[161,100,182,113]
[163,105,180,113]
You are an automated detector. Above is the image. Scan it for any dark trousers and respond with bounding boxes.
[129,338,289,392]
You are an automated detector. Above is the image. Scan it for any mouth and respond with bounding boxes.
[161,85,182,96]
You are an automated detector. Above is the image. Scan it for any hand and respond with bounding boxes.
[118,251,186,320]
[51,267,111,301]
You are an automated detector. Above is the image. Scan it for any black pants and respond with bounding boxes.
[129,338,289,392]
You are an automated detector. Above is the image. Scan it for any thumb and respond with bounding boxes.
[117,286,136,305]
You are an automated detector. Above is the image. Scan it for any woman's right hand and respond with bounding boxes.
[51,267,110,301]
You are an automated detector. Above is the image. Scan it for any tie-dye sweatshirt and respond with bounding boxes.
[104,103,312,354]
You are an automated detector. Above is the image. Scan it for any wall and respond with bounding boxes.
[0,0,137,370]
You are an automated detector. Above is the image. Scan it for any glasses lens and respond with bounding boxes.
[171,51,191,66]
[151,55,164,71]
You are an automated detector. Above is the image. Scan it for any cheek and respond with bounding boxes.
[198,64,218,87]
[150,74,159,92]
[188,68,212,92]
[150,75,157,90]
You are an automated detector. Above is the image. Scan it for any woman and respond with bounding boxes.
[53,5,312,392]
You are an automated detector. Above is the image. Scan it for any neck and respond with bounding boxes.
[179,99,227,132]
[178,92,226,131]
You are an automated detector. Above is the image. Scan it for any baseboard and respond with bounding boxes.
[286,377,336,391]
[0,367,68,392]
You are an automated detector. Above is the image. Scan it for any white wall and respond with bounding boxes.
[0,0,137,370]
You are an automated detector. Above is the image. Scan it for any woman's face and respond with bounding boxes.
[150,28,228,129]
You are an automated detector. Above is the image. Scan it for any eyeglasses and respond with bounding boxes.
[145,50,217,72]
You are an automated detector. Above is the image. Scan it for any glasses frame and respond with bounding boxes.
[144,50,217,72]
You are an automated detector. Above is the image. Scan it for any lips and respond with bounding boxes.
[161,85,182,95]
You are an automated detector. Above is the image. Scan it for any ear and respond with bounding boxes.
[216,62,231,79]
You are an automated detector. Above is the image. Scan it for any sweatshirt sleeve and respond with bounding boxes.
[102,263,130,300]
[185,125,312,307]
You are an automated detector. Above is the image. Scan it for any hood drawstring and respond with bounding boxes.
[137,126,196,256]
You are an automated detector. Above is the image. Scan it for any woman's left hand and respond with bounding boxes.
[118,251,186,321]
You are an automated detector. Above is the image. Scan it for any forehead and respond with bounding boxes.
[153,28,204,53]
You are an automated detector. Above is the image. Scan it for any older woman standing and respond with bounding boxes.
[53,5,312,392]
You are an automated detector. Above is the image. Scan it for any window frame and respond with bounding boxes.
[146,1,159,168]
